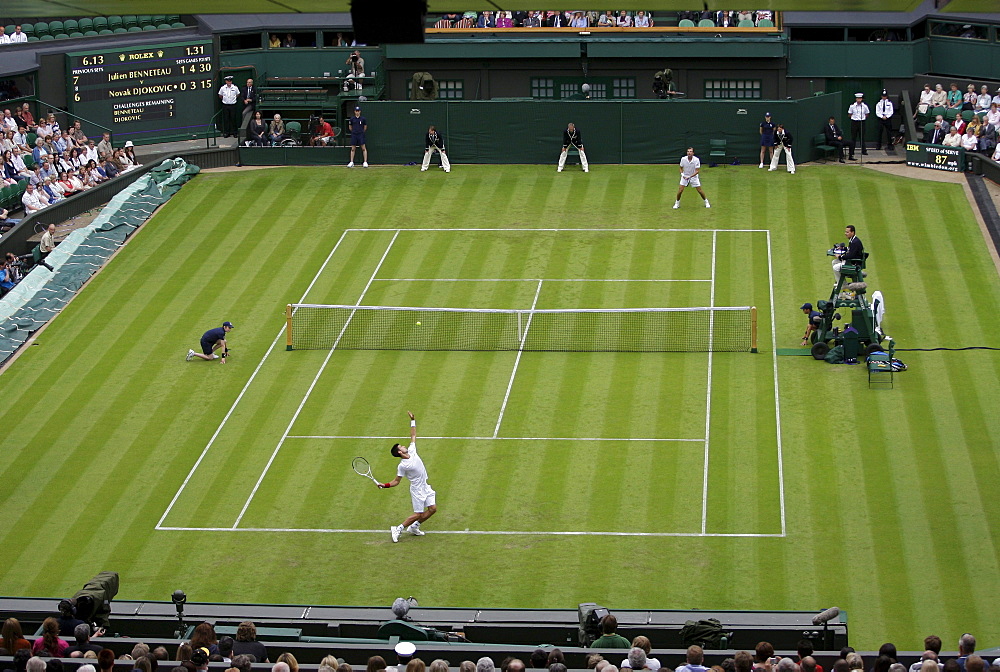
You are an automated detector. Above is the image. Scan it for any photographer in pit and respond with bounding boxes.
[652,69,675,99]
[345,51,365,90]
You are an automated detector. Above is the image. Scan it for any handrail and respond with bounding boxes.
[203,109,223,149]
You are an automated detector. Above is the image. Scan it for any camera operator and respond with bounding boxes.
[345,51,365,90]
[652,73,667,99]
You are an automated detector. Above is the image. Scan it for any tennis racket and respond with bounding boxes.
[352,456,381,487]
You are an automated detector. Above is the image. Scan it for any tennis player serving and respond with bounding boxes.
[380,411,437,542]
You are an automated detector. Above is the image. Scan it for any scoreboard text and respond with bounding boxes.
[67,40,216,143]
[905,142,965,172]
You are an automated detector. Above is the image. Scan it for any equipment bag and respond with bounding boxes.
[680,618,725,649]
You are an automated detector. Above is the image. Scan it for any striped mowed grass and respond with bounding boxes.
[0,165,998,651]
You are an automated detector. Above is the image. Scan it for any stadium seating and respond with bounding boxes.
[142,25,158,31]
[33,21,49,36]
[758,18,775,27]
[171,22,186,28]
[123,15,138,28]
[105,16,120,30]
[698,18,715,26]
[78,18,93,31]
[19,23,34,36]
[738,20,755,27]
[128,26,143,32]
[63,19,79,32]
[48,20,64,34]
[678,19,695,27]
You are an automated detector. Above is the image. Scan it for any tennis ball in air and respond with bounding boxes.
[416,321,421,326]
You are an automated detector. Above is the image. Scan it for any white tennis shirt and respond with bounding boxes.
[397,442,432,495]
[680,155,700,178]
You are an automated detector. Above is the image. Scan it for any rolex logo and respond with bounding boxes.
[119,53,125,61]
[157,50,163,57]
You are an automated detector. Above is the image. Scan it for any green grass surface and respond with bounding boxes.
[1,165,999,650]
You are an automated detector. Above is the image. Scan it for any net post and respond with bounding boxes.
[285,304,293,351]
[750,306,758,353]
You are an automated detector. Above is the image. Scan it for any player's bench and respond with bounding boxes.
[814,134,838,162]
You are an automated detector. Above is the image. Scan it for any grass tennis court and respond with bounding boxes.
[1,164,999,650]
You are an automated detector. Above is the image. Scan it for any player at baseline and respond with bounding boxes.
[674,147,710,209]
[380,411,437,542]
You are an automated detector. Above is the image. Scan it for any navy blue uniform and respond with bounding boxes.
[348,114,367,145]
[201,327,227,355]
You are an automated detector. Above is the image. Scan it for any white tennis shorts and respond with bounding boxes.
[411,487,437,513]
[680,174,701,187]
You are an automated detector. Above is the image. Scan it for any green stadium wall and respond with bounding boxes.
[239,93,843,166]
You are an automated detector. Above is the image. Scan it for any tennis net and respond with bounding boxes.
[287,304,757,353]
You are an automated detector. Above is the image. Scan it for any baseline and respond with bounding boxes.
[155,526,784,538]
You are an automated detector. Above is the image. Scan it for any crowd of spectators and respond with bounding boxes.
[0,104,140,218]
[5,614,1000,672]
[918,81,1000,158]
[432,10,773,28]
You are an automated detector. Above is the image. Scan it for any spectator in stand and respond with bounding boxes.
[268,34,281,47]
[961,84,977,110]
[26,658,47,672]
[0,205,20,231]
[32,619,68,657]
[755,10,773,24]
[46,113,61,137]
[909,654,941,672]
[82,140,99,163]
[232,622,268,663]
[1,109,17,132]
[39,159,57,181]
[282,34,296,47]
[7,25,28,43]
[529,650,547,669]
[70,120,87,145]
[477,659,495,672]
[677,647,709,672]
[569,11,589,27]
[476,11,496,27]
[53,131,71,158]
[275,654,298,672]
[0,26,10,44]
[0,259,17,294]
[57,171,79,196]
[3,150,25,182]
[269,114,285,145]
[916,84,934,117]
[97,132,112,159]
[1,130,14,153]
[980,116,997,152]
[309,115,335,146]
[733,652,753,672]
[101,156,119,179]
[231,655,253,672]
[247,111,267,146]
[496,11,514,27]
[617,11,633,27]
[123,142,140,168]
[992,87,1000,108]
[367,657,387,672]
[977,86,992,113]
[68,168,89,192]
[952,114,966,135]
[598,11,615,26]
[2,619,31,653]
[621,637,660,671]
[931,84,947,109]
[31,138,49,167]
[523,11,542,27]
[190,623,219,657]
[956,634,985,672]
[626,650,647,672]
[19,104,34,131]
[634,11,652,27]
[11,148,30,178]
[946,83,963,109]
[590,615,630,648]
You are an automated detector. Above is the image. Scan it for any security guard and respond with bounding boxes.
[874,90,895,150]
[217,75,241,138]
[847,92,869,160]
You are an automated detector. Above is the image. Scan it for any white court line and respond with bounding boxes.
[767,230,787,536]
[155,229,352,531]
[287,435,705,442]
[701,230,717,535]
[349,228,769,233]
[374,278,711,283]
[156,526,783,538]
[492,279,543,438]
[231,230,401,529]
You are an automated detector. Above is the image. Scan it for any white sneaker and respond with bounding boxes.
[420,167,427,171]
[212,354,220,360]
[186,349,195,361]
[443,169,450,173]
[789,170,795,174]
[347,161,354,168]
[363,162,369,168]
[672,202,679,209]
[768,167,776,171]
[758,162,764,168]
[583,168,589,173]
[557,167,563,172]
[705,201,711,208]
[391,525,403,543]
[407,524,425,536]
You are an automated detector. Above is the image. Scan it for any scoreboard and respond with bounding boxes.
[67,40,215,144]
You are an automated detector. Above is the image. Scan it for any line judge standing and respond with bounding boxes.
[558,122,589,173]
[218,75,241,139]
[874,89,894,150]
[421,125,450,172]
[847,92,869,160]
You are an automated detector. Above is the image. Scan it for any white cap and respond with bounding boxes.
[854,92,864,97]
[395,642,416,657]
[124,141,134,147]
